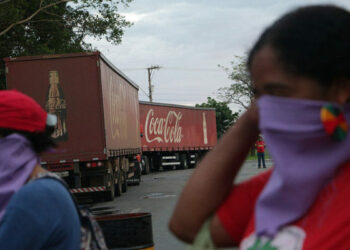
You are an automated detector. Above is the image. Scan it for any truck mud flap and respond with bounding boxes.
[71,186,106,193]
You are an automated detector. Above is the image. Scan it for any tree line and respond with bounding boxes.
[197,55,253,139]
[0,1,252,139]
[0,0,133,89]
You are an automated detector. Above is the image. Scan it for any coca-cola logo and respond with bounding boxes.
[145,109,184,143]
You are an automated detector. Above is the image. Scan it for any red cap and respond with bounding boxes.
[136,154,141,162]
[0,90,50,132]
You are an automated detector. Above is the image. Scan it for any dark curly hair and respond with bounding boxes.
[248,5,350,88]
[0,126,56,154]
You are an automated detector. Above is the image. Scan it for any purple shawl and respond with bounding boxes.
[256,95,350,237]
[0,134,39,220]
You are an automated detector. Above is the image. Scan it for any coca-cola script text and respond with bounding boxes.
[145,109,184,143]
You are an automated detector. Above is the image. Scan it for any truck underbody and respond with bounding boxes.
[141,149,209,173]
[44,153,141,201]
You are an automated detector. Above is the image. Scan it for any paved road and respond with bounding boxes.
[92,159,273,250]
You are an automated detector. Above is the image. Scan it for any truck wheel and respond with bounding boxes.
[134,164,141,185]
[129,163,141,185]
[115,172,122,197]
[194,153,200,167]
[153,156,161,171]
[122,171,128,193]
[106,174,115,201]
[180,154,189,170]
[142,156,150,175]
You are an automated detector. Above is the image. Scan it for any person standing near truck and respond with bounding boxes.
[255,136,266,168]
[0,90,81,250]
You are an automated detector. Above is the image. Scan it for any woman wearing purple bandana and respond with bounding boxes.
[170,5,350,250]
[0,91,81,249]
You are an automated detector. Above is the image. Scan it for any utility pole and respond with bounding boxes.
[147,65,160,102]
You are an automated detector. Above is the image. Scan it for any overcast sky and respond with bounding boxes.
[89,0,350,111]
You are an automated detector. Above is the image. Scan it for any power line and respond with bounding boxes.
[122,66,222,72]
[122,68,146,71]
[162,67,221,72]
[138,86,149,98]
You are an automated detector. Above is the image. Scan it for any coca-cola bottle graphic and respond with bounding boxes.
[203,112,208,145]
[45,71,68,141]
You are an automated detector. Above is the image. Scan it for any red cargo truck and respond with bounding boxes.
[5,52,141,201]
[139,101,217,172]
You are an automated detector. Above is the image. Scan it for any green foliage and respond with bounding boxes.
[0,0,133,89]
[218,55,254,110]
[246,150,270,160]
[196,97,239,138]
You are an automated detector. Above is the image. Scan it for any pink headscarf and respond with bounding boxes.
[0,134,39,220]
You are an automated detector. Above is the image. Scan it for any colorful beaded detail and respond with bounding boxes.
[321,104,348,141]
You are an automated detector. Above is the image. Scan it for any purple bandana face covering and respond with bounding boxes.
[256,95,350,237]
[0,134,39,220]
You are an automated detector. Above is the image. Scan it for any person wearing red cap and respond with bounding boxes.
[0,90,80,249]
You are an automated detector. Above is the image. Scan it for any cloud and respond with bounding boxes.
[121,12,149,23]
[88,0,350,108]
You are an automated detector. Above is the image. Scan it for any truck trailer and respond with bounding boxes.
[5,52,141,201]
[139,101,217,172]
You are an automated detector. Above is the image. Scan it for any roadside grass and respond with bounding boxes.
[246,150,271,161]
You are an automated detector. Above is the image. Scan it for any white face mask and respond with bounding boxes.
[255,95,350,237]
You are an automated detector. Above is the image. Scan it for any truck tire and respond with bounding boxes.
[106,173,115,201]
[141,156,150,175]
[129,162,141,185]
[180,154,189,170]
[194,153,200,167]
[115,171,122,197]
[134,163,141,185]
[122,171,128,193]
[152,156,161,171]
